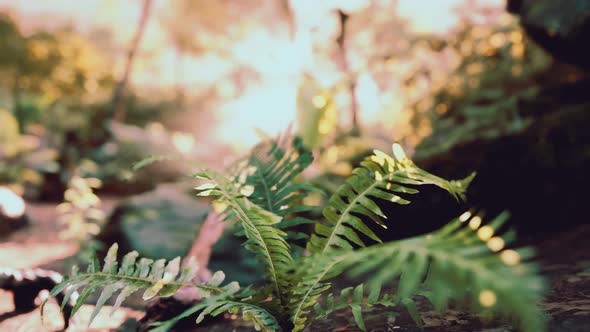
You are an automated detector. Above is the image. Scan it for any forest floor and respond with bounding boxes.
[308,226,590,332]
[1,200,589,331]
[0,198,144,332]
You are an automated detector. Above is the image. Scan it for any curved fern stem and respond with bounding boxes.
[313,283,397,331]
[309,143,475,254]
[231,198,290,300]
[195,169,292,308]
[341,213,546,332]
[319,171,389,255]
[290,255,342,332]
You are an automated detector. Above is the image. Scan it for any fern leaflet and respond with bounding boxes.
[195,169,292,307]
[43,243,230,327]
[289,254,342,332]
[340,212,546,332]
[150,286,280,332]
[313,283,397,332]
[307,143,475,254]
[243,134,321,240]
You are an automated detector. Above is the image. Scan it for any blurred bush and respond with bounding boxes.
[406,7,553,156]
[0,108,59,198]
[57,174,106,261]
[0,12,190,198]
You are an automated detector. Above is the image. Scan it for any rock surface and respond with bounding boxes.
[412,78,590,236]
[98,183,210,260]
[507,0,590,68]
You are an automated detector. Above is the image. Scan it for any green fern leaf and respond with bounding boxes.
[308,143,475,254]
[131,155,177,172]
[312,282,397,332]
[247,135,314,210]
[244,134,321,239]
[341,212,546,332]
[289,254,343,332]
[291,144,473,331]
[148,282,242,332]
[148,284,280,332]
[195,169,293,306]
[196,300,281,332]
[43,243,228,327]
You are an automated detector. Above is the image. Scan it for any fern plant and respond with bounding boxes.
[46,134,546,331]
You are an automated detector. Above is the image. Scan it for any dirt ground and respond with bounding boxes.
[0,199,143,332]
[307,226,590,332]
[1,200,589,332]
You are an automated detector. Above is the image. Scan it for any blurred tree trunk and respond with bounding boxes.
[174,47,185,108]
[280,0,295,38]
[336,9,360,136]
[112,0,153,123]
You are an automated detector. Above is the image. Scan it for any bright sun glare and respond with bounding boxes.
[0,0,504,148]
[0,187,26,218]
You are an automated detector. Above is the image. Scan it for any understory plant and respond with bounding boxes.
[45,134,546,331]
[57,174,106,261]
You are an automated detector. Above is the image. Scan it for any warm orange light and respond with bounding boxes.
[469,216,482,229]
[459,211,472,222]
[510,31,523,43]
[435,103,448,114]
[511,43,525,58]
[303,192,322,206]
[487,237,505,252]
[312,95,327,109]
[477,225,494,241]
[479,290,497,307]
[212,201,228,213]
[511,65,523,75]
[490,33,506,48]
[500,249,520,266]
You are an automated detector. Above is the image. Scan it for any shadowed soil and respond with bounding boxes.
[1,200,589,331]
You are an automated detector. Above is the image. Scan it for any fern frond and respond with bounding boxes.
[131,154,178,172]
[340,212,546,332]
[244,134,321,240]
[195,299,281,332]
[195,169,292,306]
[291,144,474,330]
[148,284,265,332]
[313,283,397,332]
[289,254,342,332]
[152,299,280,332]
[289,255,400,332]
[44,243,228,327]
[247,135,314,212]
[150,286,280,332]
[307,143,475,254]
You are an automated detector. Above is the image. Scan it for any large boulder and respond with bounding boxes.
[97,183,262,286]
[98,184,209,260]
[378,2,590,241]
[207,228,262,286]
[412,78,590,236]
[507,0,590,68]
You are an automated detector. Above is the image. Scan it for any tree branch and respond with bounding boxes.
[336,10,360,135]
[112,0,153,123]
